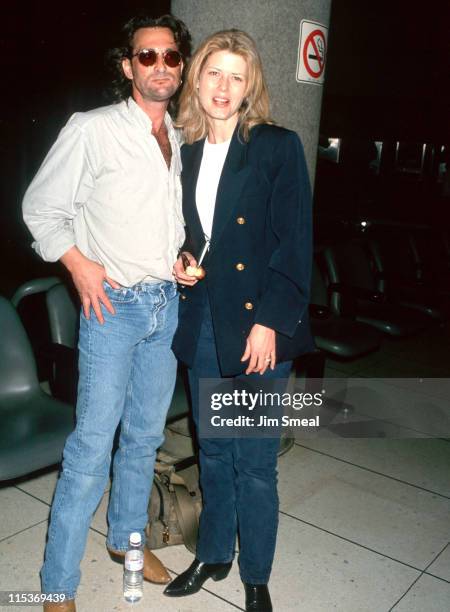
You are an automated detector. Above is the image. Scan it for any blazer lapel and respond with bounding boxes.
[210,126,251,249]
[182,139,206,248]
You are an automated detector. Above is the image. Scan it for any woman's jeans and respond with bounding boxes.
[41,281,178,599]
[189,302,292,584]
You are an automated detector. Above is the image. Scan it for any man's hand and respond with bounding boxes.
[172,251,198,286]
[240,324,276,375]
[60,246,121,324]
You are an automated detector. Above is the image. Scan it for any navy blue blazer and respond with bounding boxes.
[172,123,315,376]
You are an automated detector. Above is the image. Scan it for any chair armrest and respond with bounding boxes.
[329,283,385,303]
[11,277,61,308]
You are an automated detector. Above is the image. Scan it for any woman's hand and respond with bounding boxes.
[172,251,198,286]
[241,323,276,375]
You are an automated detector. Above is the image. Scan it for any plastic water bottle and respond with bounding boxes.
[123,532,144,603]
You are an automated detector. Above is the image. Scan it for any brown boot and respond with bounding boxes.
[108,546,171,584]
[43,600,75,612]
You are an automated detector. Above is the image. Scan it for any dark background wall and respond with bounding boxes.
[1,0,448,293]
[321,0,449,142]
[316,0,449,227]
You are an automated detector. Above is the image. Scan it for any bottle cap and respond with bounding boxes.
[130,532,142,545]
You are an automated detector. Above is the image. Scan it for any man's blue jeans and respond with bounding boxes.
[41,281,178,599]
[188,302,292,584]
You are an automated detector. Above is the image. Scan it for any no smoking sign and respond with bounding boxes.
[296,20,328,85]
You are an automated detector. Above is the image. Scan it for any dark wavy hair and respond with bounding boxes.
[106,14,191,103]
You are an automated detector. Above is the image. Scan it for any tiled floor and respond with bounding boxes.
[1,324,449,611]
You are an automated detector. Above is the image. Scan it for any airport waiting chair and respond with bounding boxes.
[368,226,450,300]
[0,296,74,481]
[367,237,447,321]
[12,277,79,402]
[309,258,381,358]
[322,241,431,337]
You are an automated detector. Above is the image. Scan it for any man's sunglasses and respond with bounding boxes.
[131,48,182,68]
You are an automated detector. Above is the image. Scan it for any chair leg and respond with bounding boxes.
[293,350,354,434]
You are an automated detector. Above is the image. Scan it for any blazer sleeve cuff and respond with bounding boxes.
[254,276,308,338]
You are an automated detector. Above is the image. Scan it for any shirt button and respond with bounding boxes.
[236,263,245,271]
[236,217,246,225]
[244,302,253,310]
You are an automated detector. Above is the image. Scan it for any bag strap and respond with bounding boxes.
[152,476,165,523]
[152,474,171,544]
[172,484,198,554]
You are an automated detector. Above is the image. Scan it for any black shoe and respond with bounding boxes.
[163,558,232,597]
[244,583,272,611]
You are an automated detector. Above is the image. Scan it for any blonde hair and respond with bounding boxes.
[176,29,273,143]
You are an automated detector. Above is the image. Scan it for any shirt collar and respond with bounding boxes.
[124,96,176,140]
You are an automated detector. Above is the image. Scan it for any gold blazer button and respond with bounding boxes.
[236,263,245,271]
[236,217,246,224]
[180,294,187,300]
[244,302,253,310]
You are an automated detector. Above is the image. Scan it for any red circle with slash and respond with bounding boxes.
[303,29,326,78]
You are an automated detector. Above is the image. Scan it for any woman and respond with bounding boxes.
[164,30,314,611]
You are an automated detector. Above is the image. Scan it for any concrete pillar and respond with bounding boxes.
[172,0,332,186]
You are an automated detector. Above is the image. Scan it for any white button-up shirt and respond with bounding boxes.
[23,97,185,287]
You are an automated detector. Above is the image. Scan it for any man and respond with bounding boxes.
[22,14,190,612]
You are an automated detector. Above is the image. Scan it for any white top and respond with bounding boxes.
[22,97,185,287]
[195,138,231,239]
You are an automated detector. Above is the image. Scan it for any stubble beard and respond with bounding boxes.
[145,74,180,102]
